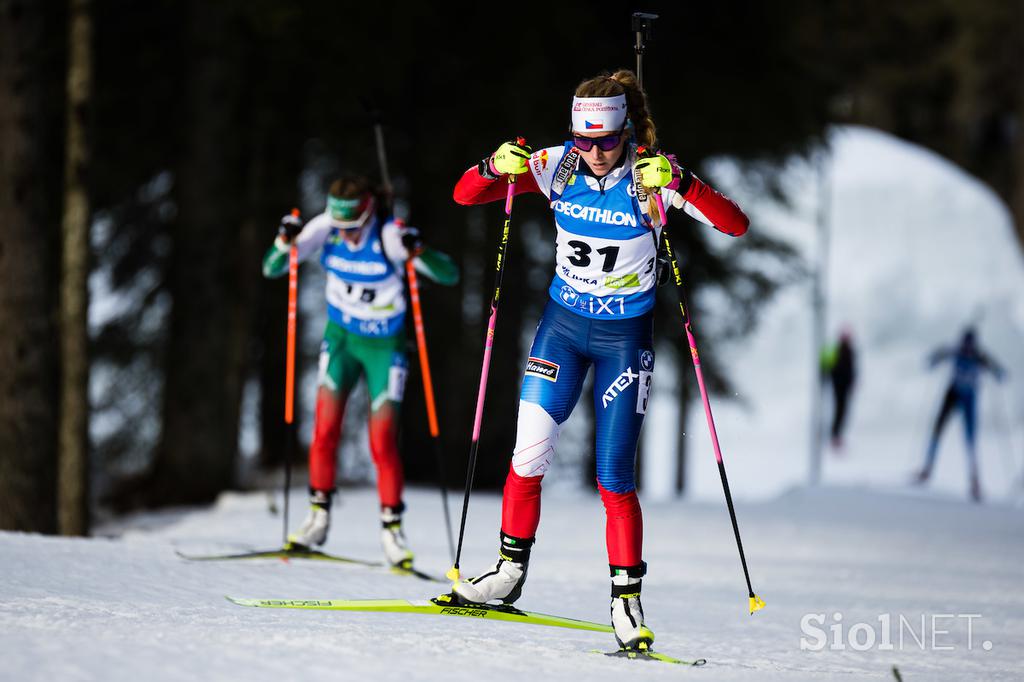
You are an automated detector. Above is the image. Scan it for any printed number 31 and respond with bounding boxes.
[567,240,619,273]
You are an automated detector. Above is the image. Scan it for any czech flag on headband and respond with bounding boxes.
[584,120,604,130]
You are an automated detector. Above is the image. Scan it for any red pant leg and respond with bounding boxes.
[598,482,643,567]
[368,401,404,508]
[501,463,543,539]
[309,386,346,491]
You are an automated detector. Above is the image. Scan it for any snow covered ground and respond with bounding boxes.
[2,484,1022,681]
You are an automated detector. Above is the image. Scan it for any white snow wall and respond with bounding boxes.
[642,125,1024,502]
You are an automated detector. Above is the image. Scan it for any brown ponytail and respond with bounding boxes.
[574,69,657,148]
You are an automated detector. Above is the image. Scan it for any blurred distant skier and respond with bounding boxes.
[915,328,1005,502]
[263,175,458,566]
[821,329,856,450]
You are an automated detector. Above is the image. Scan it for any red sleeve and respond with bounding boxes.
[681,175,749,237]
[453,164,543,206]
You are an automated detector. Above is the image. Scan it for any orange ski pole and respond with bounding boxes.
[282,208,300,546]
[406,256,455,562]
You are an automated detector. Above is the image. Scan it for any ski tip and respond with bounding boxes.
[749,593,766,615]
[591,649,706,666]
[226,597,276,608]
[445,566,460,581]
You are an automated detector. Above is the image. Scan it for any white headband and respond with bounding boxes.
[571,95,628,133]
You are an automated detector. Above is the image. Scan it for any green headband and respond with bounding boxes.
[327,195,365,221]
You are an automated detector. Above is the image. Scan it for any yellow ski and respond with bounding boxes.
[227,593,613,633]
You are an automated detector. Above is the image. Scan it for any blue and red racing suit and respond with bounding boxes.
[454,143,748,568]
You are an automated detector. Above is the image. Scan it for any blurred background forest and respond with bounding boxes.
[1,0,1021,535]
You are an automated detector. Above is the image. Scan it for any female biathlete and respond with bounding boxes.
[262,175,458,567]
[450,71,748,649]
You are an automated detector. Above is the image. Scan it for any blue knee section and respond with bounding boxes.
[596,471,637,494]
[592,317,654,495]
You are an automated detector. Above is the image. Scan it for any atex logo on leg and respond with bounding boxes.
[602,367,638,408]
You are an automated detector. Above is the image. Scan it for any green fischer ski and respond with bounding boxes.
[176,547,445,583]
[176,547,381,566]
[591,649,707,666]
[227,593,614,634]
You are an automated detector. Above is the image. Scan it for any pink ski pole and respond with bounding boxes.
[655,189,764,614]
[448,152,522,581]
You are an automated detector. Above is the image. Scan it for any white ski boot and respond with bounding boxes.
[610,563,655,651]
[453,533,533,605]
[286,489,331,549]
[381,505,415,568]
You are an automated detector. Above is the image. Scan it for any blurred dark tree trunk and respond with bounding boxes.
[150,1,247,504]
[58,0,92,535]
[821,2,1024,241]
[0,1,66,531]
[675,346,690,494]
[252,126,304,472]
[1015,94,1024,240]
[257,275,289,468]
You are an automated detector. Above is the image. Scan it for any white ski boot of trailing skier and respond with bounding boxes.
[453,533,533,604]
[286,490,331,549]
[610,565,655,651]
[380,506,415,568]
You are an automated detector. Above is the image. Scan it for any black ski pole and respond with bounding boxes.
[448,150,523,581]
[632,10,764,613]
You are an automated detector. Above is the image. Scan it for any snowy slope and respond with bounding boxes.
[2,485,1022,681]
[644,126,1024,502]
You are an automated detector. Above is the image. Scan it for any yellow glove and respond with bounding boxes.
[635,153,673,188]
[491,138,532,175]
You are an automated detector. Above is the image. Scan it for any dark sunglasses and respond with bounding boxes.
[572,130,625,152]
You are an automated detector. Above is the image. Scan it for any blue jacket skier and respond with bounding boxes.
[915,328,1005,501]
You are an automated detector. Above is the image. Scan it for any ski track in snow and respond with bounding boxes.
[2,486,1022,681]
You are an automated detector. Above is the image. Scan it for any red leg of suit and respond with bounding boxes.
[368,401,404,508]
[598,482,643,567]
[309,386,346,491]
[501,463,543,539]
[499,468,642,566]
